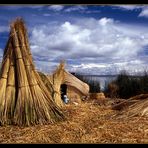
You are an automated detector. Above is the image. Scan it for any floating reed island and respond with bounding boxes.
[0,18,65,126]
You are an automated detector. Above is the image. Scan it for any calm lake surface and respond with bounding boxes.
[81,75,117,91]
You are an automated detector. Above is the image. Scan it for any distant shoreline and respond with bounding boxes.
[73,74,144,78]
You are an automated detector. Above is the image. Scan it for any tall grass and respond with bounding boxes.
[105,71,148,99]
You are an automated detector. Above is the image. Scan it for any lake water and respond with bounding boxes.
[82,75,117,91]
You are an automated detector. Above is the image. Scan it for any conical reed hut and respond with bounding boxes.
[62,68,89,104]
[46,62,89,107]
[0,18,64,126]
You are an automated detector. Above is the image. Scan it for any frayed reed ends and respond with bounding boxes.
[0,18,65,126]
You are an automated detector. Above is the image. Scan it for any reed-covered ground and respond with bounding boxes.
[0,99,148,144]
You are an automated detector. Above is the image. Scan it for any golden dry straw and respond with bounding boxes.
[89,93,106,100]
[112,94,148,110]
[113,94,148,118]
[51,62,65,108]
[0,18,65,126]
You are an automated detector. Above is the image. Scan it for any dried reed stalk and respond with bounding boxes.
[14,18,34,67]
[38,72,54,95]
[0,50,10,124]
[0,18,65,126]
[112,94,148,111]
[2,43,16,124]
[117,99,148,118]
[52,62,65,107]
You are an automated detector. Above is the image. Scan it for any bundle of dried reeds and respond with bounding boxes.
[38,71,54,93]
[113,94,148,118]
[52,62,65,107]
[0,18,65,126]
[112,94,148,111]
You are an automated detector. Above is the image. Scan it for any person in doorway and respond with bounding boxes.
[63,95,69,104]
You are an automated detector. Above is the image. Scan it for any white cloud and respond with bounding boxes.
[64,5,87,12]
[70,59,147,75]
[48,5,64,11]
[115,5,143,10]
[0,6,25,10]
[34,60,58,74]
[0,5,44,10]
[0,48,3,62]
[139,7,148,18]
[0,26,8,32]
[98,17,114,26]
[30,17,148,74]
[26,5,44,9]
[114,5,148,19]
[84,10,101,14]
[73,63,107,69]
[47,5,88,13]
[43,13,51,17]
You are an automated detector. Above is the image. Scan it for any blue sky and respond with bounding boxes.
[0,5,148,75]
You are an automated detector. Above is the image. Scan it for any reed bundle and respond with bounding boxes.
[38,72,53,93]
[52,62,65,108]
[113,94,148,118]
[38,63,66,108]
[0,18,64,126]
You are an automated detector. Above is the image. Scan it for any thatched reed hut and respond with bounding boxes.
[63,70,89,104]
[46,62,89,107]
[0,18,64,126]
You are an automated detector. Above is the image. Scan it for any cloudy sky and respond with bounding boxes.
[0,5,148,75]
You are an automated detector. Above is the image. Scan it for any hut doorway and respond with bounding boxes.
[61,84,67,102]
